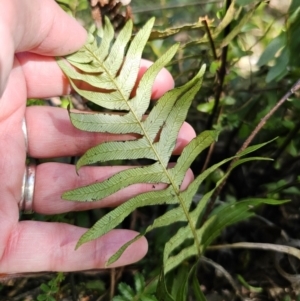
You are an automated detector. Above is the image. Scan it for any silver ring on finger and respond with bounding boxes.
[20,117,36,214]
[20,162,36,214]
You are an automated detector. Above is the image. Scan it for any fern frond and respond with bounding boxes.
[57,17,208,251]
[57,17,276,272]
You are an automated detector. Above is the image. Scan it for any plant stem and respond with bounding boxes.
[207,242,300,261]
[205,0,231,130]
[202,0,231,172]
[202,19,217,60]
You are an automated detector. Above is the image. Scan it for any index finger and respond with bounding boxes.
[0,222,147,274]
[16,53,175,99]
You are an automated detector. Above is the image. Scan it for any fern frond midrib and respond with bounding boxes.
[84,42,200,255]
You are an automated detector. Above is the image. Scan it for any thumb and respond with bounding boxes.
[0,0,87,95]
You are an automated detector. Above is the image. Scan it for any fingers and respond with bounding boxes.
[0,27,14,96]
[120,0,131,4]
[1,0,87,55]
[0,222,147,273]
[33,163,194,214]
[0,0,87,95]
[17,53,175,99]
[135,59,174,100]
[16,53,71,98]
[26,106,195,158]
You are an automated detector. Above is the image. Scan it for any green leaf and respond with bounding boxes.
[117,282,135,300]
[236,0,256,6]
[156,270,175,301]
[164,198,288,274]
[40,283,50,293]
[197,101,214,113]
[175,265,192,301]
[257,33,286,67]
[201,198,288,250]
[85,280,105,291]
[192,275,207,301]
[266,47,289,83]
[134,273,145,294]
[114,273,158,301]
[237,137,277,157]
[163,144,280,274]
[213,1,239,37]
[220,3,260,48]
[77,0,88,11]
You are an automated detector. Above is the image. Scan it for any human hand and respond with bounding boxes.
[0,0,195,276]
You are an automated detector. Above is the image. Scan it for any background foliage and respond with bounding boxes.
[2,0,300,300]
